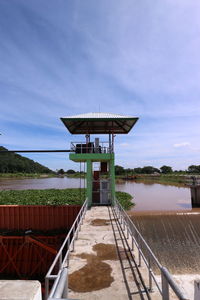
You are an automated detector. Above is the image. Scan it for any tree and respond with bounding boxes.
[57,169,65,175]
[141,166,160,174]
[160,165,173,174]
[188,165,200,174]
[115,165,125,175]
[133,167,143,174]
[66,169,76,174]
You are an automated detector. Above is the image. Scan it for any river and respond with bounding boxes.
[0,177,191,211]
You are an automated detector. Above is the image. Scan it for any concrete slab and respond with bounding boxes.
[0,280,42,300]
[67,206,128,299]
[67,206,159,300]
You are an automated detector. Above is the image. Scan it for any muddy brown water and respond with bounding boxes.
[0,177,191,211]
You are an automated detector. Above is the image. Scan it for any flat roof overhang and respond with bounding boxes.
[60,112,138,134]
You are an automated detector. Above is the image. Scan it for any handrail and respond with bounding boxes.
[70,141,112,154]
[114,199,189,300]
[45,199,88,300]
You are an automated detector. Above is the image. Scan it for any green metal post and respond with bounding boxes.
[109,154,115,205]
[86,160,93,207]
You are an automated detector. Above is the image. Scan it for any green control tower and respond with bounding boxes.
[61,113,138,208]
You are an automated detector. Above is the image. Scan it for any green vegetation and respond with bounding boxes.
[114,164,200,186]
[0,173,54,178]
[115,164,200,175]
[133,174,187,186]
[0,188,86,205]
[0,146,53,174]
[115,191,134,210]
[0,188,133,210]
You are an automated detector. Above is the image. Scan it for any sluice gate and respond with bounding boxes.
[0,205,81,284]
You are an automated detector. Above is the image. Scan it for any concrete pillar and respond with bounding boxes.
[109,153,115,205]
[190,186,200,207]
[86,159,93,207]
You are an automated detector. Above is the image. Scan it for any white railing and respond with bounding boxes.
[114,199,189,300]
[45,199,88,300]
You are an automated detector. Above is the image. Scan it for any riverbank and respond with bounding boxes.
[0,188,134,210]
[0,173,195,188]
[0,173,55,179]
[118,174,194,187]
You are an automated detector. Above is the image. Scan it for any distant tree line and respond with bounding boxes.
[0,146,53,174]
[58,165,200,176]
[115,164,200,175]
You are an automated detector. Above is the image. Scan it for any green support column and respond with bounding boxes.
[86,160,93,207]
[109,154,115,205]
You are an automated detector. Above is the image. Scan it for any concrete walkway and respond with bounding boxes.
[67,206,156,300]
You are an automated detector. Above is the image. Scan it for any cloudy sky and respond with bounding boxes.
[0,0,200,171]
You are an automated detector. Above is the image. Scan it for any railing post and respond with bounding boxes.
[63,269,68,298]
[148,257,153,292]
[45,277,49,300]
[161,270,169,300]
[194,280,200,300]
[138,249,141,267]
[71,227,75,252]
[131,237,134,251]
[127,226,129,239]
[59,252,62,268]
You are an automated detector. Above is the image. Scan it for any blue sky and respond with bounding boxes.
[1,0,200,171]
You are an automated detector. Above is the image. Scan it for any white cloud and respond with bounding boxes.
[174,142,191,148]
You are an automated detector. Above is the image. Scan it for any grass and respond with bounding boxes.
[0,188,134,210]
[119,174,190,187]
[115,191,134,210]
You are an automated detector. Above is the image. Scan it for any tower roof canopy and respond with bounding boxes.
[60,112,138,134]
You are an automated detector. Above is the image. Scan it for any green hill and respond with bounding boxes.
[0,146,53,174]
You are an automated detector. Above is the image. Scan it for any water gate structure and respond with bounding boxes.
[61,112,138,208]
[0,112,193,299]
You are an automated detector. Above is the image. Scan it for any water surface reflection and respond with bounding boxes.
[0,177,191,211]
[116,181,191,211]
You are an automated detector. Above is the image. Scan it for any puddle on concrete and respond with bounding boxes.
[93,243,119,260]
[69,260,114,292]
[90,219,110,226]
[69,243,122,292]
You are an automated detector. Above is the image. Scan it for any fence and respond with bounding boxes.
[114,199,189,300]
[70,141,111,154]
[45,199,88,300]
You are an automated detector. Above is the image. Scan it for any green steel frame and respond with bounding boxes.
[70,153,115,207]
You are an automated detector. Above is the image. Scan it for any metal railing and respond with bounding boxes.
[70,141,112,154]
[45,199,88,300]
[114,199,189,300]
